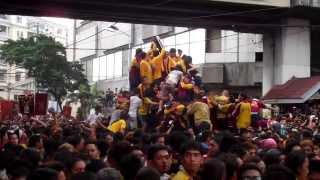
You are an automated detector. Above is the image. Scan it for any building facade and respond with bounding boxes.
[0,15,69,100]
[74,20,263,95]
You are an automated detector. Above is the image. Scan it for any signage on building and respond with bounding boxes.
[211,0,290,7]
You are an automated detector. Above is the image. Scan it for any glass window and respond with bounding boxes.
[107,54,115,79]
[92,57,100,82]
[99,56,107,80]
[0,25,7,33]
[16,16,22,23]
[15,72,21,82]
[176,32,190,55]
[0,70,6,82]
[163,36,175,50]
[114,52,122,78]
[190,29,206,64]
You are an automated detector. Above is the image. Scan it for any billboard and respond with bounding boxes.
[211,0,290,7]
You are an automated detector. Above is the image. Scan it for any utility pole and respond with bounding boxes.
[73,20,76,62]
[237,32,240,63]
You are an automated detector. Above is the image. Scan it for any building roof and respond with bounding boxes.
[263,76,320,104]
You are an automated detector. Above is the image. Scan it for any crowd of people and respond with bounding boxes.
[0,40,320,180]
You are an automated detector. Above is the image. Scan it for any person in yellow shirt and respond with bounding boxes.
[172,141,204,180]
[140,52,153,84]
[138,88,158,131]
[187,94,212,133]
[150,48,166,84]
[137,77,150,98]
[169,48,186,73]
[107,111,127,134]
[232,93,252,129]
[129,48,143,90]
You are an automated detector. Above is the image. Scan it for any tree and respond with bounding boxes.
[0,35,88,109]
[68,83,103,120]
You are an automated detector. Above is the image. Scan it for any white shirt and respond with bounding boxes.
[166,70,183,86]
[87,112,103,125]
[128,96,142,117]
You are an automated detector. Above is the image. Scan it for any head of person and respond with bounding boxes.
[199,159,225,180]
[151,134,166,146]
[95,105,102,114]
[263,165,296,180]
[218,153,239,180]
[7,131,19,145]
[70,172,97,180]
[238,93,248,101]
[285,150,309,179]
[119,154,144,180]
[6,160,30,180]
[222,90,229,97]
[44,162,67,180]
[178,49,182,56]
[69,158,86,175]
[28,134,43,150]
[152,49,160,57]
[86,159,106,174]
[300,139,314,157]
[85,141,101,160]
[27,168,59,180]
[180,141,204,177]
[135,48,143,59]
[67,135,85,152]
[136,167,160,180]
[147,144,172,174]
[239,163,262,180]
[131,146,145,165]
[169,48,176,58]
[97,168,123,180]
[140,52,147,61]
[107,141,132,169]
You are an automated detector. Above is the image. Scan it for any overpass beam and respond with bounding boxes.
[263,18,310,95]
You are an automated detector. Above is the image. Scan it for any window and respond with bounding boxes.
[92,57,100,82]
[99,56,107,80]
[114,52,122,78]
[16,16,22,23]
[106,54,115,79]
[15,72,21,82]
[57,28,62,35]
[176,32,190,56]
[0,70,6,82]
[190,29,206,64]
[0,25,7,33]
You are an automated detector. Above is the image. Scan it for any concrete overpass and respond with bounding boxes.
[1,0,320,95]
[0,0,318,31]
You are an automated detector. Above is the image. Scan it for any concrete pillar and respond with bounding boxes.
[263,18,310,95]
[262,33,275,95]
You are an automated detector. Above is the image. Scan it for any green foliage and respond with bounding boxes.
[0,35,88,108]
[68,83,104,120]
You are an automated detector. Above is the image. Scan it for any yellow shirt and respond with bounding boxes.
[188,101,211,126]
[138,97,154,116]
[169,56,186,72]
[236,102,252,129]
[151,49,166,80]
[180,81,193,90]
[107,119,126,133]
[140,59,153,83]
[172,169,191,180]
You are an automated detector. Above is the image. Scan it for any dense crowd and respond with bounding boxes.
[0,40,320,180]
